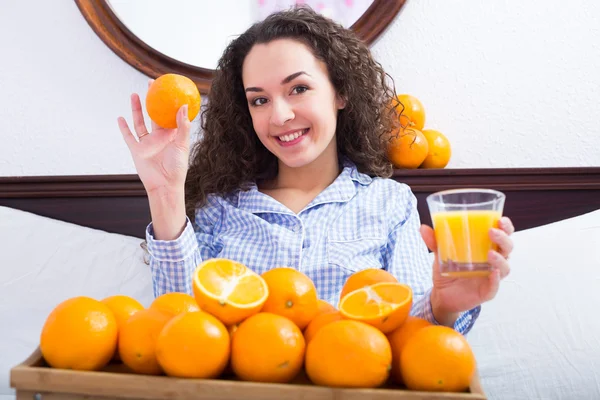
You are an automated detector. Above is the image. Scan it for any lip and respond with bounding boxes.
[275,128,309,147]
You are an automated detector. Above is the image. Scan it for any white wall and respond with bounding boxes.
[0,0,598,177]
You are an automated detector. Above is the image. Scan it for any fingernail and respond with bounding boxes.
[183,104,188,118]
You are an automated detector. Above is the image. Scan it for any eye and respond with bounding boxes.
[250,97,268,107]
[291,85,309,95]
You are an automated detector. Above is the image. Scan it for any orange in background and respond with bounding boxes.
[387,127,429,169]
[395,94,426,130]
[421,129,452,169]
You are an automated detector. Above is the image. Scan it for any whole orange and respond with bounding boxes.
[387,127,429,169]
[261,267,318,330]
[146,73,201,129]
[401,326,476,392]
[40,296,117,371]
[156,311,230,379]
[101,295,144,361]
[395,94,426,130]
[231,312,305,383]
[420,129,452,169]
[118,308,173,375]
[305,320,392,388]
[339,268,398,301]
[150,292,200,317]
[387,316,432,383]
[304,310,343,343]
[316,299,336,315]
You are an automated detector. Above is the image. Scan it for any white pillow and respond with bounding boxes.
[467,209,600,399]
[0,206,154,399]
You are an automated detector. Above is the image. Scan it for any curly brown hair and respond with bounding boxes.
[185,6,400,220]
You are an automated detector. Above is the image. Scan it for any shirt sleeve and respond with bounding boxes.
[145,207,216,297]
[383,188,480,335]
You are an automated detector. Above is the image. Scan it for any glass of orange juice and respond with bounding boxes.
[426,188,505,278]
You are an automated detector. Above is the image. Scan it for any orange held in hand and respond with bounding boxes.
[261,267,319,330]
[400,325,476,392]
[40,296,117,371]
[339,282,413,333]
[231,312,305,383]
[305,320,392,388]
[387,127,429,169]
[146,73,201,129]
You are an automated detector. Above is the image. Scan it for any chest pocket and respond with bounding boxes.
[326,211,387,273]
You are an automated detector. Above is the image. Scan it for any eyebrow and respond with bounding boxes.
[245,71,310,93]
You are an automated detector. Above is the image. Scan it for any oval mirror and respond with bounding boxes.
[76,0,406,94]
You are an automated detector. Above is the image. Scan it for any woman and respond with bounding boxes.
[117,7,514,334]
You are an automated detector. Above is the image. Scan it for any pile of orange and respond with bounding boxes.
[387,94,452,169]
[39,260,476,393]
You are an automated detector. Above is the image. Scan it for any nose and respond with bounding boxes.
[270,98,294,126]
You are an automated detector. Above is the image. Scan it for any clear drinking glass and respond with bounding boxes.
[426,188,506,277]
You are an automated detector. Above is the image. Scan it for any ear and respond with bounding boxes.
[336,94,347,110]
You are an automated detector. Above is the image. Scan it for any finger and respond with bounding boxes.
[131,93,149,138]
[483,269,501,301]
[489,228,514,258]
[147,80,160,132]
[174,104,191,146]
[499,217,515,235]
[419,224,438,253]
[117,117,137,150]
[488,250,510,279]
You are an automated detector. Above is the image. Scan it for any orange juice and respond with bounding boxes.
[431,210,501,277]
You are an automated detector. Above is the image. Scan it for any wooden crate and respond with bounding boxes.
[11,348,487,400]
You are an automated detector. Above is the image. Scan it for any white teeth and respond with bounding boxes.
[279,129,306,142]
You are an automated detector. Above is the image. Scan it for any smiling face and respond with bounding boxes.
[242,39,345,170]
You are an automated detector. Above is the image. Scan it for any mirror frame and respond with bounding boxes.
[75,0,406,94]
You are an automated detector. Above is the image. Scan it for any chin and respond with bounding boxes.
[277,152,320,169]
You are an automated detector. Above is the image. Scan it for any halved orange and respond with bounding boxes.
[339,282,413,333]
[192,258,268,325]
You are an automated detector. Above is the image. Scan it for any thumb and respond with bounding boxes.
[175,104,191,145]
[419,224,438,253]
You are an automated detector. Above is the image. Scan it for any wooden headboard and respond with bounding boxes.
[1,167,599,238]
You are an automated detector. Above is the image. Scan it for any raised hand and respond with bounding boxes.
[117,80,191,196]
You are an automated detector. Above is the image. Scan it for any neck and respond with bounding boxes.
[274,149,340,193]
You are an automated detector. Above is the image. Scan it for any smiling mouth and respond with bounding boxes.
[275,128,309,143]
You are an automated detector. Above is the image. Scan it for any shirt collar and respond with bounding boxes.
[236,158,373,214]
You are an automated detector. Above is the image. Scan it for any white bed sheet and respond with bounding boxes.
[467,208,600,399]
[0,206,154,399]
